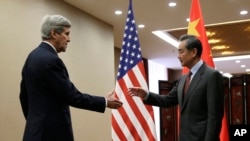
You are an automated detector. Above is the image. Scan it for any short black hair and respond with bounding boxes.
[179,34,202,57]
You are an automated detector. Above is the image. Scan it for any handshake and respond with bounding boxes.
[105,90,123,109]
[105,87,147,109]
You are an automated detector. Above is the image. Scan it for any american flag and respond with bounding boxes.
[111,0,157,140]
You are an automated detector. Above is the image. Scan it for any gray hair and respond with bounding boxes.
[40,15,71,40]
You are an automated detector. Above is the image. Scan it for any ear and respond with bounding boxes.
[50,29,57,39]
[192,48,198,57]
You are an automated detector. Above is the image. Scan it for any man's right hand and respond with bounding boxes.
[127,87,147,99]
[106,91,123,109]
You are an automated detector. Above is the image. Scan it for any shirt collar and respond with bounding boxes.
[190,60,203,78]
[42,41,57,53]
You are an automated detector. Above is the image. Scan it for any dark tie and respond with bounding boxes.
[184,72,192,96]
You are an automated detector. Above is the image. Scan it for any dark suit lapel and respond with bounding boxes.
[181,63,206,112]
[178,75,187,108]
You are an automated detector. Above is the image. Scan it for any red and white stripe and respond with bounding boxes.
[112,61,157,141]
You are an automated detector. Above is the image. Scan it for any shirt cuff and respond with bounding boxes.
[143,90,149,100]
[105,97,107,107]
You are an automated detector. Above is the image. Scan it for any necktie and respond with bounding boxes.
[184,72,192,96]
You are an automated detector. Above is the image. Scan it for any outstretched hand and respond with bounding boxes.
[127,87,147,99]
[106,91,123,109]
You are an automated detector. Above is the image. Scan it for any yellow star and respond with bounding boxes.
[187,18,200,37]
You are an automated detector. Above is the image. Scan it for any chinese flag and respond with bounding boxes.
[185,0,229,141]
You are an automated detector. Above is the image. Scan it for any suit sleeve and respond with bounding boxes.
[45,57,106,113]
[205,71,224,141]
[144,85,179,108]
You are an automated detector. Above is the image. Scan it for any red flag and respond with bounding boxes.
[186,0,229,141]
[111,0,157,140]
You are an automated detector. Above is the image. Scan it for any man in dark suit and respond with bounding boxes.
[128,34,224,141]
[19,15,123,141]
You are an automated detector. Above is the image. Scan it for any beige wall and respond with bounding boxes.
[0,0,115,140]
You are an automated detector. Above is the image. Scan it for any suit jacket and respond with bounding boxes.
[145,63,224,141]
[19,42,106,141]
